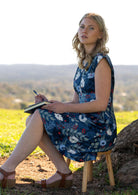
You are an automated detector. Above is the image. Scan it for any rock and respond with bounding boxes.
[111,119,138,169]
[96,119,138,187]
[112,119,138,187]
[113,119,138,152]
[116,159,138,188]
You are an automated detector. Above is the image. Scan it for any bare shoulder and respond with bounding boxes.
[95,58,111,74]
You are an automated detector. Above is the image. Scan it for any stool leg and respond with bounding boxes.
[82,161,89,193]
[87,161,93,181]
[106,153,115,186]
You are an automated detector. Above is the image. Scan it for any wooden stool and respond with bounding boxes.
[66,150,115,193]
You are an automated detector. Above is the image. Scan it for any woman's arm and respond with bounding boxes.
[64,58,111,113]
[41,91,79,113]
[43,58,111,113]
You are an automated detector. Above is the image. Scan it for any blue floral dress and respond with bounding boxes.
[39,53,117,162]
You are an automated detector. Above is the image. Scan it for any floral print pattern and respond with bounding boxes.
[39,53,117,162]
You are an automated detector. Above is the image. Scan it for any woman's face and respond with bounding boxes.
[78,17,102,47]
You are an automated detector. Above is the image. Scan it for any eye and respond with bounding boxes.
[79,25,85,29]
[89,26,94,30]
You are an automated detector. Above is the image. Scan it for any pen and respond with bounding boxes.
[33,90,39,96]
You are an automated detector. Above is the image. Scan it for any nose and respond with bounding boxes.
[82,27,87,32]
[82,27,88,34]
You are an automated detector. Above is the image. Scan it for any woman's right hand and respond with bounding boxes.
[35,94,48,103]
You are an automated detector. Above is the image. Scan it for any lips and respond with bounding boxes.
[81,35,88,38]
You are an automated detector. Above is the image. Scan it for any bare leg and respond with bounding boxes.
[0,110,72,183]
[39,132,70,173]
[26,113,71,174]
[38,132,73,184]
[0,110,44,179]
[27,114,73,184]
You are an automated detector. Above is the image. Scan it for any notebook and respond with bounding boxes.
[24,101,51,114]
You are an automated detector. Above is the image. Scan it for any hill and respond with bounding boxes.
[0,64,137,111]
[0,64,137,81]
[0,64,76,82]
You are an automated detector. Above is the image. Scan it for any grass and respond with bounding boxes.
[102,190,138,195]
[0,109,41,157]
[0,187,35,195]
[0,109,138,194]
[115,111,138,133]
[0,109,138,157]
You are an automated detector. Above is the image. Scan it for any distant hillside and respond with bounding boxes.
[0,64,77,82]
[0,64,138,82]
[0,64,138,111]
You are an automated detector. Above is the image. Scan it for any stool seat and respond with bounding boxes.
[66,150,115,193]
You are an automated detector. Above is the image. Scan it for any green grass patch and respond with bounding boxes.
[0,109,42,157]
[0,109,138,157]
[115,111,138,133]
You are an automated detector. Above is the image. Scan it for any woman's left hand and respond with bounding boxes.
[42,100,67,113]
[35,94,48,104]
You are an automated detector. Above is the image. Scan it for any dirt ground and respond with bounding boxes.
[0,155,136,195]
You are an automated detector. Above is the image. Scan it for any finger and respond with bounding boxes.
[41,105,48,109]
[49,100,57,103]
[39,94,48,101]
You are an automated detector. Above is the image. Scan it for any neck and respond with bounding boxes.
[84,44,96,54]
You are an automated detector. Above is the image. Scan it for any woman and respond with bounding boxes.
[0,13,117,189]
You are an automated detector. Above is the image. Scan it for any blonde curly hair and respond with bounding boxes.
[72,13,109,70]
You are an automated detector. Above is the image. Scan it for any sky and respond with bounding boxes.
[0,0,138,66]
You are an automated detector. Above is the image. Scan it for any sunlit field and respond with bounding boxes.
[0,109,138,157]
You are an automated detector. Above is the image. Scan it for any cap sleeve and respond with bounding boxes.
[91,53,114,72]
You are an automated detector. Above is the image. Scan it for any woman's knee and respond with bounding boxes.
[26,114,33,126]
[26,110,42,127]
[33,109,41,118]
[32,110,43,125]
